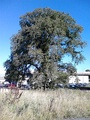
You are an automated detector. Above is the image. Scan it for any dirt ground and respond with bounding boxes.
[64,118,90,120]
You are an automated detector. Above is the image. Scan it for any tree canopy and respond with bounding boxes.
[4,8,86,89]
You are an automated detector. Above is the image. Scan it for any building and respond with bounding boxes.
[0,76,5,83]
[69,72,90,84]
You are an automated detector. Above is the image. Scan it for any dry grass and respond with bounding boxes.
[0,89,90,120]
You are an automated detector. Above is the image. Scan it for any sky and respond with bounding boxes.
[0,0,90,76]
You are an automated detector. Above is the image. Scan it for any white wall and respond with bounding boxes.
[69,76,76,84]
[78,76,89,83]
[69,75,89,84]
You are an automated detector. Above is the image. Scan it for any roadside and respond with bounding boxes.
[64,118,90,120]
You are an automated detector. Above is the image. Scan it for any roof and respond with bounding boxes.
[77,72,90,76]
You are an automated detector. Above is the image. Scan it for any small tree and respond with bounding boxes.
[85,69,90,72]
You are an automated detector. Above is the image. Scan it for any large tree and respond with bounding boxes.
[4,8,86,89]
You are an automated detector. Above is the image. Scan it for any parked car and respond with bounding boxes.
[0,83,4,88]
[8,83,16,88]
[21,84,30,90]
[68,83,87,89]
[68,83,76,89]
[3,81,17,88]
[3,81,10,87]
[54,83,64,88]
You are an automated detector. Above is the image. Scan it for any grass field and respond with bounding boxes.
[0,89,90,120]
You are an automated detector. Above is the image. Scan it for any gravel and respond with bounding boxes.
[64,118,90,120]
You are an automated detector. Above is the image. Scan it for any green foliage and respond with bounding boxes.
[4,8,86,89]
